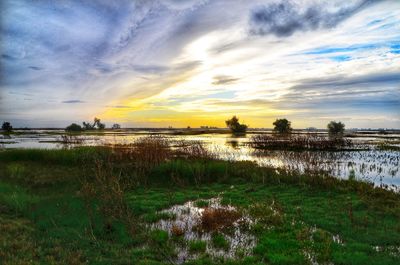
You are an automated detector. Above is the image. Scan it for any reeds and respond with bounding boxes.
[250,133,353,151]
[200,207,241,231]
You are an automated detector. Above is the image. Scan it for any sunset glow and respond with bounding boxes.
[1,0,399,128]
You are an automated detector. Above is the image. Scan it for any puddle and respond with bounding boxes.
[151,197,257,263]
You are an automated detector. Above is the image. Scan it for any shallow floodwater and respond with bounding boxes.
[151,197,256,263]
[1,130,399,189]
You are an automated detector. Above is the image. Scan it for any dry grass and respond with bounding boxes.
[171,224,185,237]
[250,133,353,151]
[200,207,241,231]
[176,140,216,160]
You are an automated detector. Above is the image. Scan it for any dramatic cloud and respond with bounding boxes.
[1,0,399,128]
[249,0,374,37]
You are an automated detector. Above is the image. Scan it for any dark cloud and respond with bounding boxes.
[1,54,16,60]
[28,66,43,71]
[132,65,169,74]
[212,75,239,85]
[62,100,85,104]
[293,71,400,90]
[275,71,400,112]
[249,0,375,37]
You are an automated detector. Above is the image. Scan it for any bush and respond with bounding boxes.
[327,121,345,139]
[2,121,13,132]
[65,123,82,132]
[273,118,292,135]
[226,116,248,134]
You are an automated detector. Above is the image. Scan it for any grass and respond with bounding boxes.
[189,240,207,253]
[250,134,354,151]
[0,145,399,264]
[212,233,229,250]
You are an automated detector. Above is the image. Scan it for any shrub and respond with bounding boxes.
[226,116,248,134]
[273,118,292,135]
[2,121,13,132]
[112,123,121,129]
[65,123,83,132]
[327,121,345,139]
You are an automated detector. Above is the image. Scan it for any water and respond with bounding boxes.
[1,130,399,189]
[151,197,256,263]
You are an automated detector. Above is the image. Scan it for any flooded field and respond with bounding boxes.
[1,130,399,189]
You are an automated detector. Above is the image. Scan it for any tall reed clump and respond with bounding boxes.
[80,156,140,240]
[175,140,217,160]
[109,135,172,186]
[250,133,352,151]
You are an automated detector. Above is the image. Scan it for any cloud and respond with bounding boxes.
[212,75,239,85]
[28,66,42,70]
[1,0,399,128]
[249,0,375,37]
[293,71,400,90]
[62,100,85,104]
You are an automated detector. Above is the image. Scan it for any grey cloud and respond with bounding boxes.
[293,71,400,90]
[1,54,16,60]
[108,105,131,109]
[249,0,375,37]
[132,65,169,74]
[212,75,239,85]
[62,100,85,104]
[28,66,43,71]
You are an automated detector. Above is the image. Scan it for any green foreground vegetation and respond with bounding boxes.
[1,146,399,265]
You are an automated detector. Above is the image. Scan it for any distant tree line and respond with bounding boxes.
[225,115,346,139]
[4,117,346,138]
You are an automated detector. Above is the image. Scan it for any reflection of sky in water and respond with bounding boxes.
[151,197,256,264]
[1,131,399,189]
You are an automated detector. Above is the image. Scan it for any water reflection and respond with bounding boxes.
[2,131,399,189]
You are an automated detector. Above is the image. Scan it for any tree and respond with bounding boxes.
[82,122,94,130]
[2,122,12,132]
[225,116,248,133]
[82,117,105,130]
[273,118,292,135]
[93,117,105,130]
[112,123,121,129]
[65,123,83,132]
[327,121,345,139]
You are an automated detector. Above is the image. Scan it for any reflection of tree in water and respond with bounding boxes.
[226,140,239,149]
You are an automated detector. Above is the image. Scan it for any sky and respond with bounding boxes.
[0,0,399,129]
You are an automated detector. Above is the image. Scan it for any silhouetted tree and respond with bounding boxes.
[82,122,94,130]
[82,117,105,130]
[273,118,292,135]
[112,123,121,129]
[2,122,13,132]
[327,121,345,139]
[225,116,248,133]
[65,123,83,132]
[94,117,105,130]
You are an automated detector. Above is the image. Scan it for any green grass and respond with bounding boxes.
[0,147,399,264]
[189,240,207,253]
[212,233,229,250]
